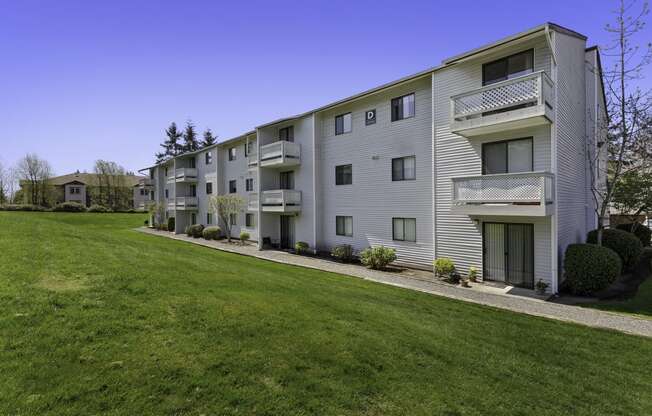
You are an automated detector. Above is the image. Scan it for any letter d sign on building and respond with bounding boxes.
[365,109,376,126]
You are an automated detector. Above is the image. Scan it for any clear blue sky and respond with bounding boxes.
[1,0,649,174]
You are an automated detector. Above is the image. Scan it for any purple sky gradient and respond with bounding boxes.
[1,0,650,175]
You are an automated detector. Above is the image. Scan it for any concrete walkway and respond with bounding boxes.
[137,228,652,338]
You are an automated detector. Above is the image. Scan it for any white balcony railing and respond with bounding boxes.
[175,196,198,209]
[175,168,197,181]
[450,71,554,137]
[260,189,301,212]
[451,171,554,217]
[259,141,300,167]
[247,152,258,167]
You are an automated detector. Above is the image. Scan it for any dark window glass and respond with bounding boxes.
[391,93,415,121]
[189,184,196,197]
[392,156,416,181]
[245,178,254,192]
[246,213,254,227]
[335,164,352,185]
[228,147,236,161]
[229,180,237,193]
[393,218,416,242]
[482,138,533,174]
[230,213,237,226]
[205,151,212,164]
[279,126,294,142]
[206,182,213,194]
[207,213,212,224]
[165,189,169,199]
[279,171,294,190]
[482,49,534,85]
[335,113,352,135]
[336,216,353,236]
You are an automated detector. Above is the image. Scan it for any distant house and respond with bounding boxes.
[19,172,148,209]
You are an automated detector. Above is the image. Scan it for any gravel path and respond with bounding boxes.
[137,228,652,338]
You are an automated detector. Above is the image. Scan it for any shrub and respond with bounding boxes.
[295,241,310,255]
[360,246,397,270]
[586,228,642,271]
[167,217,175,233]
[190,224,204,238]
[88,204,112,213]
[0,204,48,211]
[468,266,478,282]
[331,244,354,262]
[157,223,168,231]
[203,226,221,240]
[239,231,250,245]
[53,202,86,212]
[185,226,192,236]
[563,244,621,295]
[434,258,456,279]
[616,223,651,247]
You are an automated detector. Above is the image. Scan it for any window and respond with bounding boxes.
[139,189,144,196]
[392,156,416,181]
[144,189,149,196]
[245,178,254,192]
[188,158,196,168]
[229,180,237,193]
[245,141,254,157]
[206,182,213,194]
[279,171,294,190]
[150,169,154,179]
[393,218,416,242]
[335,164,352,185]
[483,49,534,86]
[335,113,352,135]
[164,167,168,176]
[230,213,237,226]
[279,126,294,142]
[191,213,196,225]
[336,216,353,237]
[207,213,212,224]
[482,138,533,174]
[246,213,254,227]
[391,93,415,121]
[228,147,236,161]
[189,184,197,197]
[150,191,155,201]
[165,189,169,199]
[205,151,213,164]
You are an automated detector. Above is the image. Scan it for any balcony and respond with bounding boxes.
[451,171,554,216]
[173,196,198,211]
[260,189,301,213]
[174,168,198,182]
[248,193,259,211]
[450,71,554,137]
[259,141,300,168]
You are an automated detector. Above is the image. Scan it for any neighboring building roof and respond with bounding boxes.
[43,172,145,187]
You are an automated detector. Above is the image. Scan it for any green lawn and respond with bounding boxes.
[1,212,651,415]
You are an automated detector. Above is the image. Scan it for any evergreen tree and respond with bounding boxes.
[201,128,216,147]
[182,120,199,153]
[159,122,182,161]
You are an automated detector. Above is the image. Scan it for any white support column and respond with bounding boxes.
[255,129,263,250]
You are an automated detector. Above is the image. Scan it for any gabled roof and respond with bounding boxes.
[45,173,145,187]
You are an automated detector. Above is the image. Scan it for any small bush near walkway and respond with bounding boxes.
[239,231,250,245]
[360,246,396,270]
[190,224,204,238]
[331,244,354,262]
[203,226,221,240]
[88,204,112,213]
[587,228,642,272]
[563,244,622,296]
[616,223,651,247]
[295,241,310,255]
[167,217,175,233]
[53,202,86,212]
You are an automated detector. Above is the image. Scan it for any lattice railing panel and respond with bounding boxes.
[453,173,553,203]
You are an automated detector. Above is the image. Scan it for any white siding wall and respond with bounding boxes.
[433,37,554,282]
[316,76,433,268]
[554,32,589,282]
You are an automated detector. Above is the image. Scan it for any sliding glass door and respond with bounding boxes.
[483,223,534,289]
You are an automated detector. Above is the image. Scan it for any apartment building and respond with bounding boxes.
[143,23,607,294]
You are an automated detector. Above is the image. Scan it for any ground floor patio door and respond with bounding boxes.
[280,215,294,249]
[483,223,534,289]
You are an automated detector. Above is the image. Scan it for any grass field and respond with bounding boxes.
[1,212,651,415]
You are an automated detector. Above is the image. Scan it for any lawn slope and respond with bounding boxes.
[0,212,651,415]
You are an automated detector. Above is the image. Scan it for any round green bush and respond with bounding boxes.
[88,204,112,213]
[239,231,250,244]
[586,228,642,271]
[190,224,204,238]
[616,223,651,247]
[202,226,221,240]
[331,244,354,262]
[360,246,397,270]
[53,202,87,212]
[434,258,456,279]
[295,241,310,255]
[185,225,192,236]
[563,244,621,295]
[167,217,175,233]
